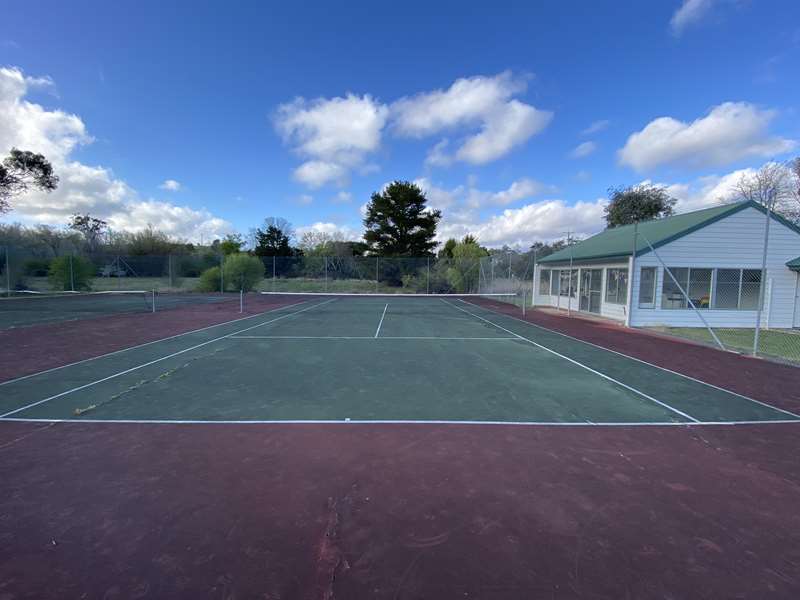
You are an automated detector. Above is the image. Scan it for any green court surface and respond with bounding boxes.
[1,297,798,424]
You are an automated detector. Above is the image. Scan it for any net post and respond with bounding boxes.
[151,289,156,313]
[69,254,75,292]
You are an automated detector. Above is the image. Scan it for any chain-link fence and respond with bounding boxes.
[633,220,800,366]
[1,248,537,316]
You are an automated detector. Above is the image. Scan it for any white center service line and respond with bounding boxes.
[440,299,700,423]
[375,303,389,338]
[0,299,336,419]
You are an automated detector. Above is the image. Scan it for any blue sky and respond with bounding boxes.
[1,0,799,246]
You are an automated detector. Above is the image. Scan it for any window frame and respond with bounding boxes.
[604,267,629,305]
[638,266,657,309]
[539,269,552,296]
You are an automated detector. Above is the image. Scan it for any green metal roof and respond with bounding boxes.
[788,256,800,271]
[538,200,800,265]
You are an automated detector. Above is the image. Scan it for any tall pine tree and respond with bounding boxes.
[363,181,441,256]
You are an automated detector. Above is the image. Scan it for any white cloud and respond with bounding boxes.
[293,194,314,205]
[159,179,182,191]
[581,119,610,135]
[331,191,352,204]
[570,141,596,158]
[295,221,361,242]
[275,93,389,188]
[670,0,716,35]
[0,66,232,241]
[391,72,552,165]
[651,167,754,213]
[424,139,452,167]
[438,198,607,248]
[618,102,796,171]
[486,178,546,206]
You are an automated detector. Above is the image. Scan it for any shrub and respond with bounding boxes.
[196,266,222,292]
[48,255,95,291]
[196,254,264,293]
[221,254,264,292]
[24,258,52,276]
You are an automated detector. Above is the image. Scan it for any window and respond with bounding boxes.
[638,267,657,308]
[559,269,577,297]
[714,269,740,309]
[661,267,689,309]
[713,268,762,310]
[539,270,551,296]
[550,270,560,296]
[740,269,762,310]
[687,268,712,309]
[605,268,628,305]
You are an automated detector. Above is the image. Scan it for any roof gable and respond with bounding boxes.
[538,201,800,265]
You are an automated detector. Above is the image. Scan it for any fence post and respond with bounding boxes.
[272,256,276,292]
[219,254,224,294]
[168,254,173,289]
[69,254,75,292]
[753,192,772,357]
[375,257,379,293]
[324,256,328,292]
[4,246,10,297]
[240,287,244,314]
[427,257,430,295]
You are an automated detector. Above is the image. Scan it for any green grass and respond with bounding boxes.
[20,276,199,293]
[651,326,800,364]
[257,277,415,294]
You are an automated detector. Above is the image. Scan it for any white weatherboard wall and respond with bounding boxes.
[535,261,629,322]
[630,206,800,328]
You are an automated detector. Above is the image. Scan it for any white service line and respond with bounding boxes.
[0,299,336,419]
[1,417,798,426]
[375,303,389,338]
[441,299,700,423]
[0,300,310,388]
[460,299,800,421]
[229,335,519,340]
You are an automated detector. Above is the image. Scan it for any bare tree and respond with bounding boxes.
[733,160,800,223]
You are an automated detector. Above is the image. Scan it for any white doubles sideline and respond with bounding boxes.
[2,417,798,426]
[440,298,700,423]
[460,298,800,421]
[0,299,337,419]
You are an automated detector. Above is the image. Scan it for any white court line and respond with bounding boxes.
[0,299,336,419]
[441,299,700,423]
[460,299,800,421]
[228,335,518,340]
[0,300,309,388]
[1,417,798,426]
[375,303,389,338]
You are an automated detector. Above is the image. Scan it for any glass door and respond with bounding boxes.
[579,269,603,314]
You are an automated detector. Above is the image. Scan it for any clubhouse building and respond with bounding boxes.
[533,200,800,329]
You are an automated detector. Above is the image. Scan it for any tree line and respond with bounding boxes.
[2,147,799,267]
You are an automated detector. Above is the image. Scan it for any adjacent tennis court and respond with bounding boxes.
[2,294,796,425]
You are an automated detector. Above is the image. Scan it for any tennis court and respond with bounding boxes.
[3,293,800,599]
[1,294,796,424]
